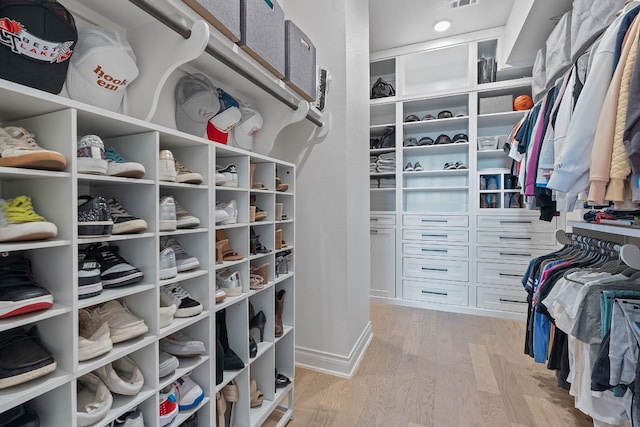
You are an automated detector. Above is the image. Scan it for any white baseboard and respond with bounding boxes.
[295,321,373,378]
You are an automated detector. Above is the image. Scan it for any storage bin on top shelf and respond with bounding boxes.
[181,0,241,42]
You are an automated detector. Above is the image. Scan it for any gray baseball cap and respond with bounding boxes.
[175,73,220,137]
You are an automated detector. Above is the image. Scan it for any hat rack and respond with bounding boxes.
[555,229,640,270]
[127,0,325,129]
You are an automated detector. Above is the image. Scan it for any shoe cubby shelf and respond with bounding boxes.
[0,77,295,425]
[369,35,558,316]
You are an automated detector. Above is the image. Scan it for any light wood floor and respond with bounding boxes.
[266,302,593,427]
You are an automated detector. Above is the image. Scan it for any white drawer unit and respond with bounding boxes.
[403,257,469,282]
[403,228,469,243]
[403,280,469,306]
[476,261,527,287]
[477,215,556,231]
[404,214,469,228]
[476,230,555,247]
[403,243,469,258]
[370,214,396,227]
[476,246,551,262]
[476,286,528,314]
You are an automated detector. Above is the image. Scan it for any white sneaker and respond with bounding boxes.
[0,195,57,242]
[99,299,148,344]
[104,146,145,178]
[77,372,113,426]
[160,237,200,272]
[0,126,66,170]
[161,283,203,318]
[173,375,204,410]
[159,196,177,232]
[174,198,200,229]
[158,150,177,182]
[217,164,238,187]
[174,159,203,184]
[94,356,144,396]
[216,269,242,297]
[159,293,177,328]
[216,200,237,225]
[77,134,108,175]
[215,166,226,186]
[78,308,113,361]
[159,384,179,426]
[159,248,178,280]
[158,351,179,378]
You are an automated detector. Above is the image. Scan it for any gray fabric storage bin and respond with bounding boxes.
[284,20,316,102]
[479,95,513,114]
[532,47,547,102]
[182,0,240,42]
[240,0,285,79]
[570,0,623,62]
[545,11,572,88]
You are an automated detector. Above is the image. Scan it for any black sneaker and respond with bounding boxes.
[78,249,102,299]
[0,252,53,319]
[78,196,113,238]
[107,198,147,235]
[0,325,56,389]
[86,242,144,288]
[0,404,39,426]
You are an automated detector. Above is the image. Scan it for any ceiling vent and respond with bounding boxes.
[450,0,478,9]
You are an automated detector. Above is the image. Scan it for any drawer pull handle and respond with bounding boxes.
[500,220,532,224]
[370,230,378,234]
[499,252,532,257]
[422,290,448,296]
[370,218,379,222]
[499,236,532,240]
[499,273,522,278]
[421,219,447,223]
[422,267,448,272]
[422,249,448,253]
[499,298,527,304]
[422,234,448,238]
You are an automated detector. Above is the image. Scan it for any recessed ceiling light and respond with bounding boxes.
[434,19,451,32]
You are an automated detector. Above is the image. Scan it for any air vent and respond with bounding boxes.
[450,0,478,9]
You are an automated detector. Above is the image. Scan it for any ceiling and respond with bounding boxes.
[369,0,572,66]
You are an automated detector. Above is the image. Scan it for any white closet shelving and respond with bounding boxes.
[0,0,308,425]
[369,33,561,319]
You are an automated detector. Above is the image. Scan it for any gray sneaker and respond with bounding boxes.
[160,237,199,272]
[159,248,177,280]
[159,351,179,378]
[159,331,205,357]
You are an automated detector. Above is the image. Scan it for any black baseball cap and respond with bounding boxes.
[418,136,434,146]
[404,114,420,122]
[438,110,453,119]
[452,133,468,143]
[435,134,452,144]
[0,0,77,94]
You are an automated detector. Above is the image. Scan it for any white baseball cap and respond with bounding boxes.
[210,88,241,132]
[233,107,263,150]
[66,26,139,112]
[175,74,220,137]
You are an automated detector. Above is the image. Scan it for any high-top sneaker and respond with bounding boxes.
[77,249,102,299]
[0,252,53,319]
[78,196,113,238]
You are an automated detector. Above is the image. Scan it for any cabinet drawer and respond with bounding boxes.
[477,286,528,314]
[403,257,468,282]
[404,214,469,228]
[477,215,556,231]
[403,280,468,306]
[476,262,527,286]
[403,243,469,259]
[476,230,555,247]
[403,229,469,243]
[371,214,396,226]
[476,246,550,262]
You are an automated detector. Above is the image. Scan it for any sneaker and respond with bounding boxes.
[158,351,179,378]
[77,134,108,175]
[487,176,498,190]
[182,413,197,427]
[159,248,178,280]
[78,196,113,238]
[215,205,230,224]
[104,146,145,178]
[0,252,53,319]
[159,384,179,426]
[455,161,468,170]
[159,294,177,328]
[160,237,200,272]
[159,196,177,232]
[218,164,238,187]
[108,198,147,234]
[0,126,66,170]
[444,162,457,170]
[174,198,200,229]
[175,159,203,184]
[86,242,144,287]
[413,161,424,172]
[480,177,486,190]
[173,375,204,410]
[0,404,40,426]
[216,269,242,297]
[77,372,113,426]
[78,249,103,299]
[0,196,57,242]
[78,308,113,361]
[109,408,144,427]
[159,331,205,357]
[215,166,226,186]
[158,150,177,182]
[0,326,56,389]
[216,200,237,225]
[403,162,413,171]
[99,299,148,343]
[215,286,227,303]
[94,356,144,396]
[161,283,203,318]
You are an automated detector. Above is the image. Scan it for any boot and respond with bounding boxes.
[275,289,285,337]
[216,320,224,385]
[217,309,244,370]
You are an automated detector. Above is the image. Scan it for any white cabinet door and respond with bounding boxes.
[371,228,396,298]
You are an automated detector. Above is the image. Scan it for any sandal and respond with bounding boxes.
[216,392,226,427]
[275,229,289,250]
[275,177,288,192]
[250,379,264,408]
[250,228,270,255]
[249,274,264,290]
[250,164,268,190]
[216,230,243,263]
[250,263,269,284]
[250,195,268,221]
[222,382,238,426]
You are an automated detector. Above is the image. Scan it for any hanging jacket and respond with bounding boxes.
[624,21,640,175]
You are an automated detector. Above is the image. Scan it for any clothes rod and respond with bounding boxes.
[128,0,323,128]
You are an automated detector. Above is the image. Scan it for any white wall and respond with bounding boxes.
[273,0,372,376]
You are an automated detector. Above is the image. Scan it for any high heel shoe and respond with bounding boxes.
[250,310,266,342]
[275,251,292,277]
[250,263,269,284]
[249,336,257,358]
[275,289,285,337]
[250,227,270,255]
[250,164,267,190]
[216,230,243,264]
